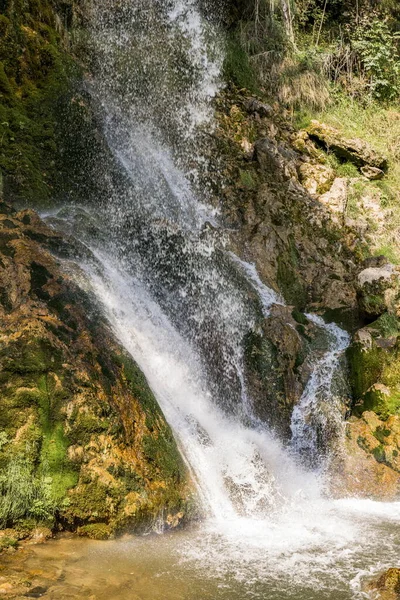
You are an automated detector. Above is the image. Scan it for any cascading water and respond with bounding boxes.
[291,314,351,467]
[44,0,400,597]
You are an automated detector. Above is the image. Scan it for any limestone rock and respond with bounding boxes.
[307,120,388,171]
[318,177,348,220]
[0,202,192,536]
[365,568,400,600]
[298,163,335,195]
[331,411,400,500]
[361,165,385,180]
[357,262,400,317]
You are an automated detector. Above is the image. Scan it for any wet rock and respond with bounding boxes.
[0,203,192,537]
[366,568,400,599]
[307,120,388,171]
[25,585,48,598]
[244,305,320,438]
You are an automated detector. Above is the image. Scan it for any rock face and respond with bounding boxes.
[333,310,400,499]
[349,314,400,419]
[244,305,310,437]
[332,411,400,500]
[214,91,359,327]
[307,120,388,171]
[0,202,192,538]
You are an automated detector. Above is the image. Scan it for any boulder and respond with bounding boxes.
[357,262,400,317]
[318,177,348,220]
[361,165,385,180]
[307,120,388,171]
[298,162,335,195]
[244,97,273,118]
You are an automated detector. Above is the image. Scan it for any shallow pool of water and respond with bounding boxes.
[3,499,400,600]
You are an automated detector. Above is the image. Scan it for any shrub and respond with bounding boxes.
[352,19,400,101]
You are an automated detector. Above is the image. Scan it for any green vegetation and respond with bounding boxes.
[0,0,80,205]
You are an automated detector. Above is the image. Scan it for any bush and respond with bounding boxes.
[353,19,400,101]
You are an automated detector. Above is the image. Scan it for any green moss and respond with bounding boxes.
[115,353,163,430]
[349,332,400,419]
[371,313,400,338]
[0,0,82,205]
[292,310,309,325]
[0,337,62,374]
[68,412,109,446]
[362,293,387,316]
[373,425,392,444]
[373,244,400,265]
[78,523,112,540]
[239,169,258,190]
[223,33,259,92]
[277,238,307,310]
[0,536,18,551]
[372,444,388,464]
[63,481,113,524]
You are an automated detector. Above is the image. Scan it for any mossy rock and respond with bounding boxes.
[349,315,400,420]
[0,205,192,534]
[77,523,113,540]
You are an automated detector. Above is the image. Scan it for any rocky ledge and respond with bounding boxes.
[0,202,193,544]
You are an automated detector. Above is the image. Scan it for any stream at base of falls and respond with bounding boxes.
[6,513,400,600]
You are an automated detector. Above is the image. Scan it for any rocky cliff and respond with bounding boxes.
[211,86,400,498]
[0,201,192,541]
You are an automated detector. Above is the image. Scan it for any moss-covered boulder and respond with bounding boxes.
[332,312,400,499]
[356,261,400,318]
[348,314,400,418]
[0,202,193,537]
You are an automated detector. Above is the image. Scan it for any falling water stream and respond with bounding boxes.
[36,0,400,597]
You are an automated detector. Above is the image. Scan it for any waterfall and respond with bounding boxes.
[44,2,400,589]
[45,0,352,521]
[290,314,351,467]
